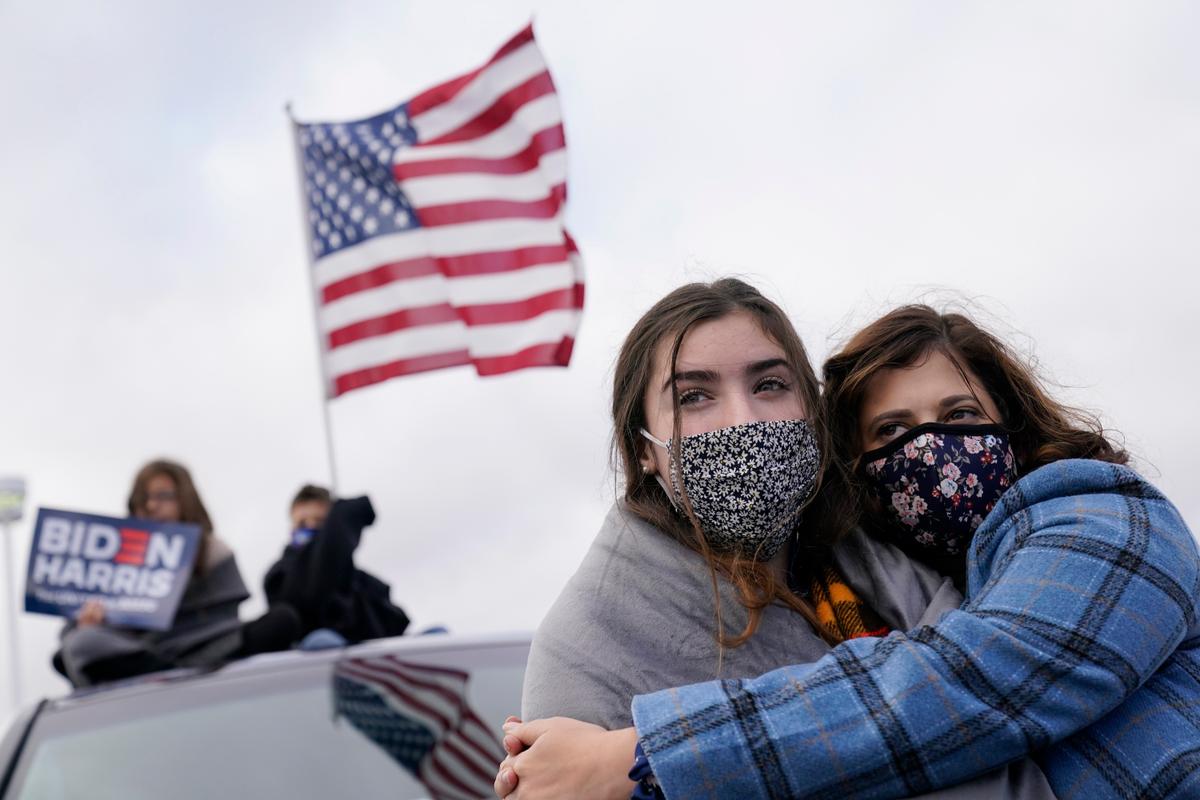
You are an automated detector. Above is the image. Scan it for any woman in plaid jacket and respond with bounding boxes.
[498,305,1200,799]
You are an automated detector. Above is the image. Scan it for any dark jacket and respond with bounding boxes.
[264,496,409,643]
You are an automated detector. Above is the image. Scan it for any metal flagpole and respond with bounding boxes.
[286,103,340,493]
[2,520,20,711]
[0,477,25,712]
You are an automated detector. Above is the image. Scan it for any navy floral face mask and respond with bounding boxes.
[860,423,1018,562]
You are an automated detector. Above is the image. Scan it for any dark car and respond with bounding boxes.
[0,632,528,799]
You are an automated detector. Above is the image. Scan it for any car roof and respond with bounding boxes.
[43,630,531,715]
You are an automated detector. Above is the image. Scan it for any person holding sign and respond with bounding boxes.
[52,459,296,687]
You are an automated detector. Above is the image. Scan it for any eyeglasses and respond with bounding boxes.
[146,490,178,503]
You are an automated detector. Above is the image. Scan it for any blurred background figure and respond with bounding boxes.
[53,459,298,687]
[264,487,410,648]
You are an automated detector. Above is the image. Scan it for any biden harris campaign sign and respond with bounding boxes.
[25,508,201,631]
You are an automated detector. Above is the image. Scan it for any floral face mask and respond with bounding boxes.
[641,419,821,561]
[860,423,1017,563]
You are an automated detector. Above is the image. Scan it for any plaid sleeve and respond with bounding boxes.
[632,460,1200,800]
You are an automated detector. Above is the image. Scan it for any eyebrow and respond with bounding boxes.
[939,393,979,408]
[661,358,793,392]
[864,394,983,430]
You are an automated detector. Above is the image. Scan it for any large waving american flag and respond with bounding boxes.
[294,25,583,398]
[333,655,505,800]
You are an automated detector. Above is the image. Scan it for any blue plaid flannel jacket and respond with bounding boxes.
[632,460,1200,799]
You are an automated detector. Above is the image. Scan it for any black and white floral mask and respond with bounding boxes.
[641,419,821,560]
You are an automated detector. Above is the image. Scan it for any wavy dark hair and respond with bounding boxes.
[127,459,216,575]
[821,304,1128,550]
[612,278,836,648]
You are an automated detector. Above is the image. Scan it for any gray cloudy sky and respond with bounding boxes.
[2,1,1198,724]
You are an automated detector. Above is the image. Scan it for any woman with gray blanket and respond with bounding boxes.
[53,459,298,687]
[513,279,1052,798]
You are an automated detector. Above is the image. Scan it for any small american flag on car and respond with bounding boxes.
[293,25,584,398]
[333,655,505,800]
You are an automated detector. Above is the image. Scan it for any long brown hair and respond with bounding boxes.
[821,304,1128,542]
[127,459,216,574]
[612,278,836,648]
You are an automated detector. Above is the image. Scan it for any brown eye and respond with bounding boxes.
[754,376,790,393]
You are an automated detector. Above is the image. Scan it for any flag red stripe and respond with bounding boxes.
[439,718,503,776]
[416,186,564,227]
[473,336,574,376]
[117,543,147,553]
[422,748,494,800]
[120,530,149,540]
[432,734,499,784]
[333,350,470,397]
[378,655,471,680]
[322,245,570,305]
[326,304,461,349]
[458,284,582,326]
[350,660,473,713]
[406,25,535,117]
[423,71,555,147]
[393,124,564,180]
[326,283,583,349]
[113,555,143,564]
[322,256,439,304]
[437,243,568,278]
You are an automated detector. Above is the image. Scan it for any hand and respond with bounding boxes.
[494,716,525,798]
[76,600,105,628]
[494,717,637,800]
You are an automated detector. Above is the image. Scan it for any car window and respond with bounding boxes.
[5,641,526,800]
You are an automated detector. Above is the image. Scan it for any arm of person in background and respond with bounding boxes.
[630,460,1199,798]
[273,496,374,623]
[499,461,1199,799]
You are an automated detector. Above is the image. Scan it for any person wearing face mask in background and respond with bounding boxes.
[54,459,299,688]
[514,281,1053,799]
[263,485,410,647]
[499,305,1199,800]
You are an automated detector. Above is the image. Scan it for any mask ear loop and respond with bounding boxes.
[640,429,680,510]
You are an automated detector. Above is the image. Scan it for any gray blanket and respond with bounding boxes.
[524,503,1054,799]
[55,536,249,687]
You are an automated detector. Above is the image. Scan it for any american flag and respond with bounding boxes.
[294,25,584,398]
[333,655,505,800]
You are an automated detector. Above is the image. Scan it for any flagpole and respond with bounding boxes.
[2,520,21,712]
[286,102,340,494]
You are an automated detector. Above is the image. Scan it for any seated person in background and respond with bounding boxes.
[54,459,298,688]
[264,485,410,645]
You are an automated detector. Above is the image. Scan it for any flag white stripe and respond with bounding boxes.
[351,660,478,726]
[411,40,548,143]
[343,662,464,729]
[320,274,449,332]
[395,94,561,165]
[467,308,579,357]
[459,716,506,763]
[448,721,506,776]
[319,261,577,332]
[325,320,466,376]
[420,755,484,800]
[402,149,567,207]
[313,216,566,290]
[326,309,578,375]
[425,743,494,795]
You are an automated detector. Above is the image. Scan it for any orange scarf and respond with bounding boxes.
[810,564,890,642]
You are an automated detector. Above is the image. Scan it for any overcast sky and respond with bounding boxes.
[2,1,1198,725]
